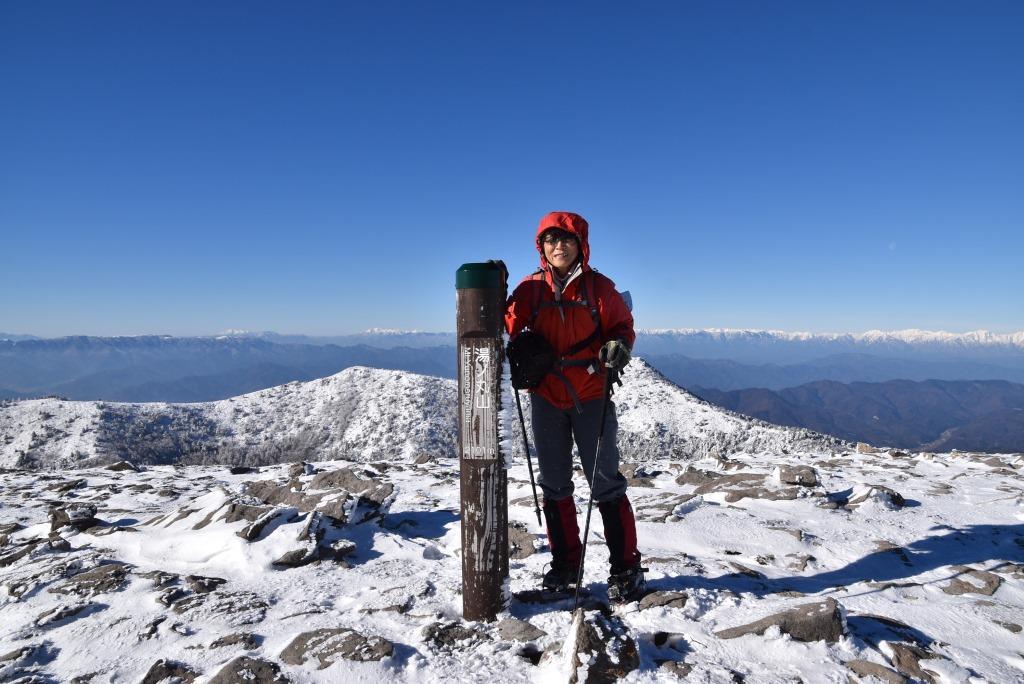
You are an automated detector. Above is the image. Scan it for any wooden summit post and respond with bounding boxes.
[456,261,509,622]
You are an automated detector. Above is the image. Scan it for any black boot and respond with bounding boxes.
[607,565,647,602]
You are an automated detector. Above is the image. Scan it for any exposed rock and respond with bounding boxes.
[140,659,199,684]
[280,627,394,668]
[775,465,818,486]
[172,591,268,627]
[35,601,92,627]
[139,570,179,588]
[49,503,99,532]
[271,511,324,568]
[675,467,721,486]
[0,540,40,567]
[414,453,432,465]
[229,465,257,475]
[422,621,492,649]
[722,486,800,503]
[207,633,258,651]
[846,485,906,510]
[883,642,938,684]
[565,610,640,683]
[308,467,394,507]
[0,522,24,534]
[997,621,1021,633]
[715,597,844,643]
[105,461,139,472]
[727,562,766,579]
[287,461,312,478]
[207,656,290,683]
[243,480,351,523]
[137,616,166,640]
[49,562,129,597]
[186,575,227,593]
[941,566,1002,596]
[638,591,688,610]
[157,587,187,606]
[693,473,766,495]
[47,478,87,493]
[497,618,547,642]
[846,659,907,684]
[657,660,693,677]
[856,442,877,454]
[508,522,536,560]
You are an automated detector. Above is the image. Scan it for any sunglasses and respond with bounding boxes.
[540,231,577,246]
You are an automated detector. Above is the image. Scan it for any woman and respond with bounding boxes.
[505,211,645,601]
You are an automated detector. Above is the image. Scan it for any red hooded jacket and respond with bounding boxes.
[505,212,635,410]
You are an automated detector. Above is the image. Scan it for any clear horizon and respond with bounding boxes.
[2,3,1021,337]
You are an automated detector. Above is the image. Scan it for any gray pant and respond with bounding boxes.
[531,393,628,503]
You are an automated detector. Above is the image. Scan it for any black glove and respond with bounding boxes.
[599,339,631,371]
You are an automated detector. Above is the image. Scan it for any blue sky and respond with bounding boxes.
[1,2,1021,337]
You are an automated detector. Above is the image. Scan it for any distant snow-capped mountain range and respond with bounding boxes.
[0,359,844,470]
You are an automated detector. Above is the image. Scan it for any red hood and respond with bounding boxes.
[535,211,590,271]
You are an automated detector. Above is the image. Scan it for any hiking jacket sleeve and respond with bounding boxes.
[504,279,536,338]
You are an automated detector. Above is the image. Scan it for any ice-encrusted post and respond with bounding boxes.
[456,261,509,622]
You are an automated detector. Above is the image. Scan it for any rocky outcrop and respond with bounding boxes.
[564,610,640,683]
[207,656,289,684]
[280,627,394,668]
[715,598,845,643]
[140,659,199,684]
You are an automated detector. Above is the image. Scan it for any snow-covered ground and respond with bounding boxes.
[2,443,1022,682]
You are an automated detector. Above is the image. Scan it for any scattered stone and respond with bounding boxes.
[172,591,269,627]
[139,570,179,588]
[775,465,818,486]
[210,632,260,649]
[856,442,878,454]
[157,587,187,607]
[508,522,536,560]
[0,540,40,567]
[723,486,800,503]
[786,554,814,571]
[846,659,907,684]
[186,575,227,593]
[288,462,312,478]
[35,602,92,627]
[0,522,25,535]
[997,621,1022,633]
[280,627,394,667]
[414,453,432,465]
[727,562,766,580]
[497,618,547,642]
[105,461,139,472]
[638,591,688,610]
[138,616,167,640]
[847,485,906,510]
[207,656,290,683]
[883,642,938,684]
[140,659,199,684]
[229,466,257,475]
[49,562,130,597]
[715,597,845,643]
[47,478,88,493]
[941,566,1002,596]
[422,621,492,650]
[49,503,99,532]
[222,503,277,539]
[564,610,640,683]
[657,660,693,677]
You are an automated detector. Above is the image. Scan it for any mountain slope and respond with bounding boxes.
[0,360,845,470]
[695,379,1024,452]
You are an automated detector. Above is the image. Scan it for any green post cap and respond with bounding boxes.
[456,262,506,290]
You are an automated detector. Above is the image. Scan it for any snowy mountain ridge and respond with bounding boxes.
[0,359,843,471]
[638,328,1024,349]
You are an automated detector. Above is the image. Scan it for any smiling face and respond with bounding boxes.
[540,229,580,277]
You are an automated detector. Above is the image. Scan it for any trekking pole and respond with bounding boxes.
[513,388,543,528]
[573,368,615,612]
